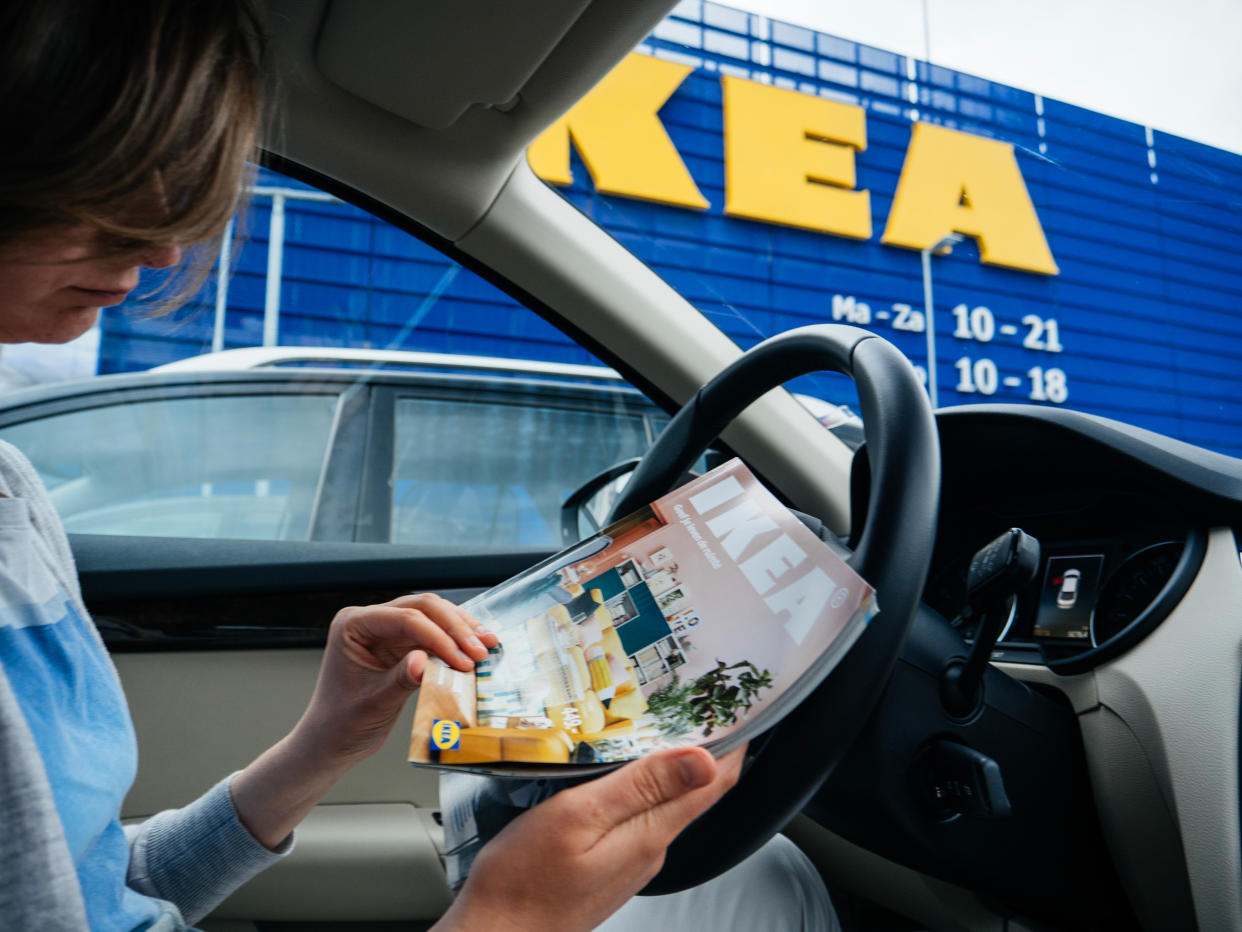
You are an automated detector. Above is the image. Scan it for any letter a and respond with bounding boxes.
[881,122,1058,275]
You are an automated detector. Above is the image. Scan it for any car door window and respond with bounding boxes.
[0,392,338,540]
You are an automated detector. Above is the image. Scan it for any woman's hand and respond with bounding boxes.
[295,593,499,766]
[231,593,497,850]
[435,745,746,932]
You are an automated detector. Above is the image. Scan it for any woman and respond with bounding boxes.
[0,2,835,930]
[0,3,754,930]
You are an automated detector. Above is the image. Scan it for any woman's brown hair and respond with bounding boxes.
[0,0,266,306]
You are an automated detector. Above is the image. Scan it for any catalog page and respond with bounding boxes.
[409,458,875,775]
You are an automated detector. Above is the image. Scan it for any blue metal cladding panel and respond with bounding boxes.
[102,2,1242,458]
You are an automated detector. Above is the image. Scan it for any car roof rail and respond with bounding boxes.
[151,347,624,383]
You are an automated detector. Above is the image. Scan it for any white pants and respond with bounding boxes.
[595,835,841,932]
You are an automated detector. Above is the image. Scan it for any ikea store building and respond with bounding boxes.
[101,3,1242,458]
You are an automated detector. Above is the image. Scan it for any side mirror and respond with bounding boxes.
[560,458,709,546]
[559,458,641,546]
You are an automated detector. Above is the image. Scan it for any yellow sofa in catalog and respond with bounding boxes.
[439,726,574,765]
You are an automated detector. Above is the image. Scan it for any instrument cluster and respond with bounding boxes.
[925,526,1204,671]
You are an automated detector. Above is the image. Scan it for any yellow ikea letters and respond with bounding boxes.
[722,75,871,240]
[525,54,709,210]
[880,123,1058,274]
[528,53,1057,276]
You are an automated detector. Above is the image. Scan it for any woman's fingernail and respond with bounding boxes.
[456,650,475,667]
[676,751,714,788]
[467,635,485,652]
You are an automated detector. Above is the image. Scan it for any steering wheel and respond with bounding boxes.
[603,324,940,895]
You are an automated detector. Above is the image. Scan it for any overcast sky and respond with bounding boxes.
[738,0,1242,155]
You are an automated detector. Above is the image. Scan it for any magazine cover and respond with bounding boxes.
[409,457,876,777]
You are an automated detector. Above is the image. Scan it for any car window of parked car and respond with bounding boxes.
[2,392,338,539]
[390,394,656,548]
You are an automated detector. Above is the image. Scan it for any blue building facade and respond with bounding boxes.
[103,2,1242,458]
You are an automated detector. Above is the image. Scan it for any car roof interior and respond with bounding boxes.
[266,0,675,239]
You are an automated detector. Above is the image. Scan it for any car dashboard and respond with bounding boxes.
[815,402,1242,930]
[927,501,1209,680]
[932,521,1194,646]
[925,404,1241,673]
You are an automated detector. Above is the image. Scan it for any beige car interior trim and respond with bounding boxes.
[316,0,592,130]
[1089,526,1242,931]
[210,803,449,920]
[264,0,679,239]
[117,649,440,817]
[118,649,449,921]
[1077,704,1196,929]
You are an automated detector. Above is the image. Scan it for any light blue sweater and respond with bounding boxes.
[0,440,289,930]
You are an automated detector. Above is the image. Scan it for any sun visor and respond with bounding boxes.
[315,0,592,130]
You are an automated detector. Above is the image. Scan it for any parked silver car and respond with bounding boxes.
[0,347,859,548]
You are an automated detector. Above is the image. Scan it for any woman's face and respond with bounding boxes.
[0,224,180,344]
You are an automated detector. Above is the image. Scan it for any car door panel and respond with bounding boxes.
[0,377,351,543]
[78,535,553,923]
[209,802,451,921]
[117,649,450,923]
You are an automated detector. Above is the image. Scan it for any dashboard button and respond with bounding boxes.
[913,740,1012,821]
